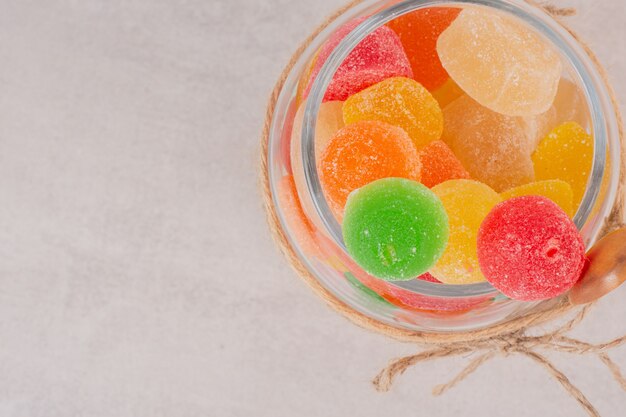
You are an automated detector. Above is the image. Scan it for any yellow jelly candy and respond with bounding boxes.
[532,122,593,207]
[431,179,501,284]
[501,180,574,218]
[343,77,443,149]
[437,8,562,117]
[442,95,534,192]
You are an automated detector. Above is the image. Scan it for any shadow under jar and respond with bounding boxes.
[267,0,622,332]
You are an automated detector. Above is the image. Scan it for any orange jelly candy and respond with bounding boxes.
[319,120,421,217]
[387,7,461,91]
[418,140,470,188]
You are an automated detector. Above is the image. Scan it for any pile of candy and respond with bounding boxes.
[286,6,596,303]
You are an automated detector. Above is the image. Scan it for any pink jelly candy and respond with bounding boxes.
[477,196,586,301]
[303,18,413,102]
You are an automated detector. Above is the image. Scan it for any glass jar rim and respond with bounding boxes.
[298,0,621,298]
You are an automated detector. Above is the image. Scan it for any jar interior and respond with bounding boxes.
[268,0,621,332]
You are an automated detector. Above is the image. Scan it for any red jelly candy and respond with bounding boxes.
[477,196,586,301]
[387,7,461,91]
[303,18,413,102]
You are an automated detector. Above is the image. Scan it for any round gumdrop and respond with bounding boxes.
[343,77,444,149]
[342,178,448,281]
[319,120,421,218]
[386,7,461,91]
[430,179,502,284]
[303,18,412,102]
[442,95,534,192]
[477,196,586,301]
[532,121,593,207]
[437,8,562,117]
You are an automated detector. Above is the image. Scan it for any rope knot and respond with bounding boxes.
[373,306,626,417]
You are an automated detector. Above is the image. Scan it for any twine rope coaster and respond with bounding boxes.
[259,1,626,416]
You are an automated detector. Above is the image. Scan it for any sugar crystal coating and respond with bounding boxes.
[303,18,412,102]
[342,178,448,280]
[320,120,421,218]
[442,95,534,192]
[387,7,461,90]
[418,140,470,188]
[437,8,562,116]
[343,77,444,149]
[501,180,574,218]
[532,121,593,207]
[430,180,501,284]
[477,196,586,301]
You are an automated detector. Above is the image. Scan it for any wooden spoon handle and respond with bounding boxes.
[569,227,626,305]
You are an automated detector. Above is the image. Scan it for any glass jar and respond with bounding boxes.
[266,0,621,332]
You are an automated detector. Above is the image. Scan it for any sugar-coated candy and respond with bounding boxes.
[276,175,320,257]
[432,78,465,109]
[532,121,593,206]
[501,180,574,218]
[343,77,444,149]
[303,18,412,102]
[442,95,534,192]
[430,180,501,284]
[387,7,460,90]
[320,120,421,217]
[418,140,470,188]
[342,178,448,281]
[437,8,562,116]
[478,196,586,301]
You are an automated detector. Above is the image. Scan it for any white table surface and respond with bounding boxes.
[0,0,625,416]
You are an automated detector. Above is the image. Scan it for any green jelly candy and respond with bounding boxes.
[342,178,449,281]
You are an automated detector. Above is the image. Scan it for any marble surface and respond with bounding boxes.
[0,0,625,416]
